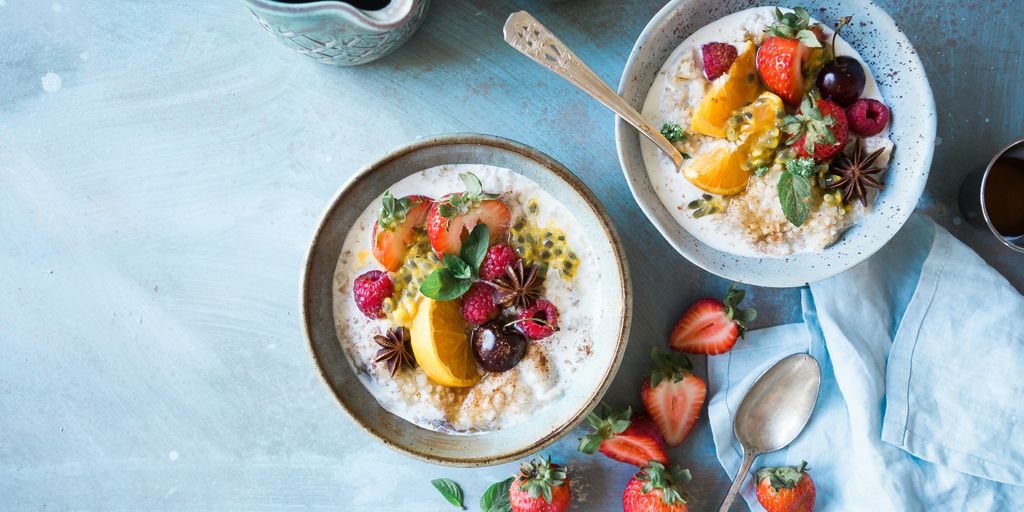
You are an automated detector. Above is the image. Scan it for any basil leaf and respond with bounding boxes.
[431,478,466,510]
[778,170,813,227]
[459,223,490,275]
[419,269,471,301]
[480,478,514,512]
[444,254,472,280]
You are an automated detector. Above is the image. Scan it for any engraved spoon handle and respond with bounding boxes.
[503,11,684,170]
[718,447,759,512]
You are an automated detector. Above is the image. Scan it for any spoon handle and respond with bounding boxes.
[502,11,684,170]
[718,448,758,512]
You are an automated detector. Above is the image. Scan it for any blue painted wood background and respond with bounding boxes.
[1,0,1020,510]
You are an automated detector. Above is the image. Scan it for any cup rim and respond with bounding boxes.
[244,0,416,32]
[979,137,1024,253]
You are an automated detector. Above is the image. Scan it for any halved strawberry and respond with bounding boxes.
[756,36,811,106]
[370,193,432,272]
[641,349,706,447]
[578,404,669,467]
[426,173,511,256]
[669,285,756,355]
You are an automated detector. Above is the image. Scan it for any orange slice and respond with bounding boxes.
[410,298,480,388]
[690,41,762,138]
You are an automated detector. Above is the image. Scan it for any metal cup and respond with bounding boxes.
[958,138,1024,253]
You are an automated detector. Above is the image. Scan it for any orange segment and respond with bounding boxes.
[685,92,786,196]
[690,41,762,138]
[410,298,480,388]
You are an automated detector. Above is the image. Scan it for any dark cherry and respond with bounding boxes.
[471,321,528,373]
[816,56,866,107]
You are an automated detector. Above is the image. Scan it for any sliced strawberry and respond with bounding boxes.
[370,194,432,272]
[756,36,810,106]
[641,349,706,447]
[669,285,756,355]
[578,404,669,467]
[426,196,511,256]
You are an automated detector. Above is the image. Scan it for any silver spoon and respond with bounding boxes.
[718,353,821,512]
[503,11,686,171]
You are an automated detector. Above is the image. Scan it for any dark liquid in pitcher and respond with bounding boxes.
[984,157,1024,237]
[275,0,389,10]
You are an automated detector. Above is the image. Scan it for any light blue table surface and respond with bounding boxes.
[2,0,1021,510]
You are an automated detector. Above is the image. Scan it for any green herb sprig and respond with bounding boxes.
[430,478,466,510]
[777,157,818,226]
[419,223,489,300]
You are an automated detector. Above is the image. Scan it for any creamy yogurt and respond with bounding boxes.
[641,6,893,257]
[332,164,602,433]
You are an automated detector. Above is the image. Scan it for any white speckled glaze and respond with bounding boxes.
[616,0,936,287]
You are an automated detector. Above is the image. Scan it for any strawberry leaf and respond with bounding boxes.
[431,478,466,510]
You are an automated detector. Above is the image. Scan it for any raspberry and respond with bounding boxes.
[480,244,519,281]
[846,98,890,137]
[515,299,560,340]
[353,270,393,319]
[460,282,498,325]
[701,42,738,81]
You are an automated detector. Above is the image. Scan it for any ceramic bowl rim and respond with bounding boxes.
[300,133,632,465]
[614,0,937,287]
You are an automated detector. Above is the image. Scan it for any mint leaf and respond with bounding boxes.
[754,166,771,177]
[786,157,818,178]
[460,224,490,275]
[480,478,514,512]
[431,478,466,510]
[778,169,813,227]
[419,269,471,301]
[444,254,471,280]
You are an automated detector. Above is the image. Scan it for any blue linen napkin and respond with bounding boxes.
[708,214,1024,510]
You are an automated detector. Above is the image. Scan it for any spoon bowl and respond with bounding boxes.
[718,353,821,512]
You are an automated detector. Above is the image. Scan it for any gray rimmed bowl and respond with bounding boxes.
[301,134,631,466]
[616,0,936,287]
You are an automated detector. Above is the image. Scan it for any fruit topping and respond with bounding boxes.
[514,299,560,340]
[845,98,890,137]
[816,56,865,108]
[826,138,886,206]
[426,173,511,256]
[410,297,480,387]
[755,461,816,512]
[509,455,571,512]
[372,193,433,272]
[756,37,811,106]
[494,260,545,309]
[765,6,823,49]
[641,349,706,447]
[691,41,761,138]
[353,270,394,319]
[685,91,785,196]
[509,210,578,280]
[701,42,739,81]
[480,243,520,281]
[781,94,849,161]
[461,281,499,325]
[472,320,528,372]
[578,404,670,467]
[669,285,756,355]
[686,194,723,218]
[419,224,490,301]
[622,461,692,512]
[372,326,416,377]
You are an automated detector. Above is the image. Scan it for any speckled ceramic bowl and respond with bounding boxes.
[302,134,630,466]
[616,0,935,287]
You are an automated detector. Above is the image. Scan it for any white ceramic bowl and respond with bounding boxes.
[615,0,936,287]
[302,134,631,466]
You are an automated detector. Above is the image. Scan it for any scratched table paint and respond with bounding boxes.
[1,0,1021,510]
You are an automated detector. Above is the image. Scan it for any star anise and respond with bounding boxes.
[372,326,415,377]
[493,260,544,309]
[826,139,887,206]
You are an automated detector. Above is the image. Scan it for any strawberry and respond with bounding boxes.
[641,349,706,447]
[755,461,816,512]
[782,94,849,161]
[700,42,738,81]
[578,404,669,467]
[669,285,756,355]
[371,192,432,271]
[426,173,511,256]
[622,461,692,512]
[509,455,571,512]
[756,36,811,106]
